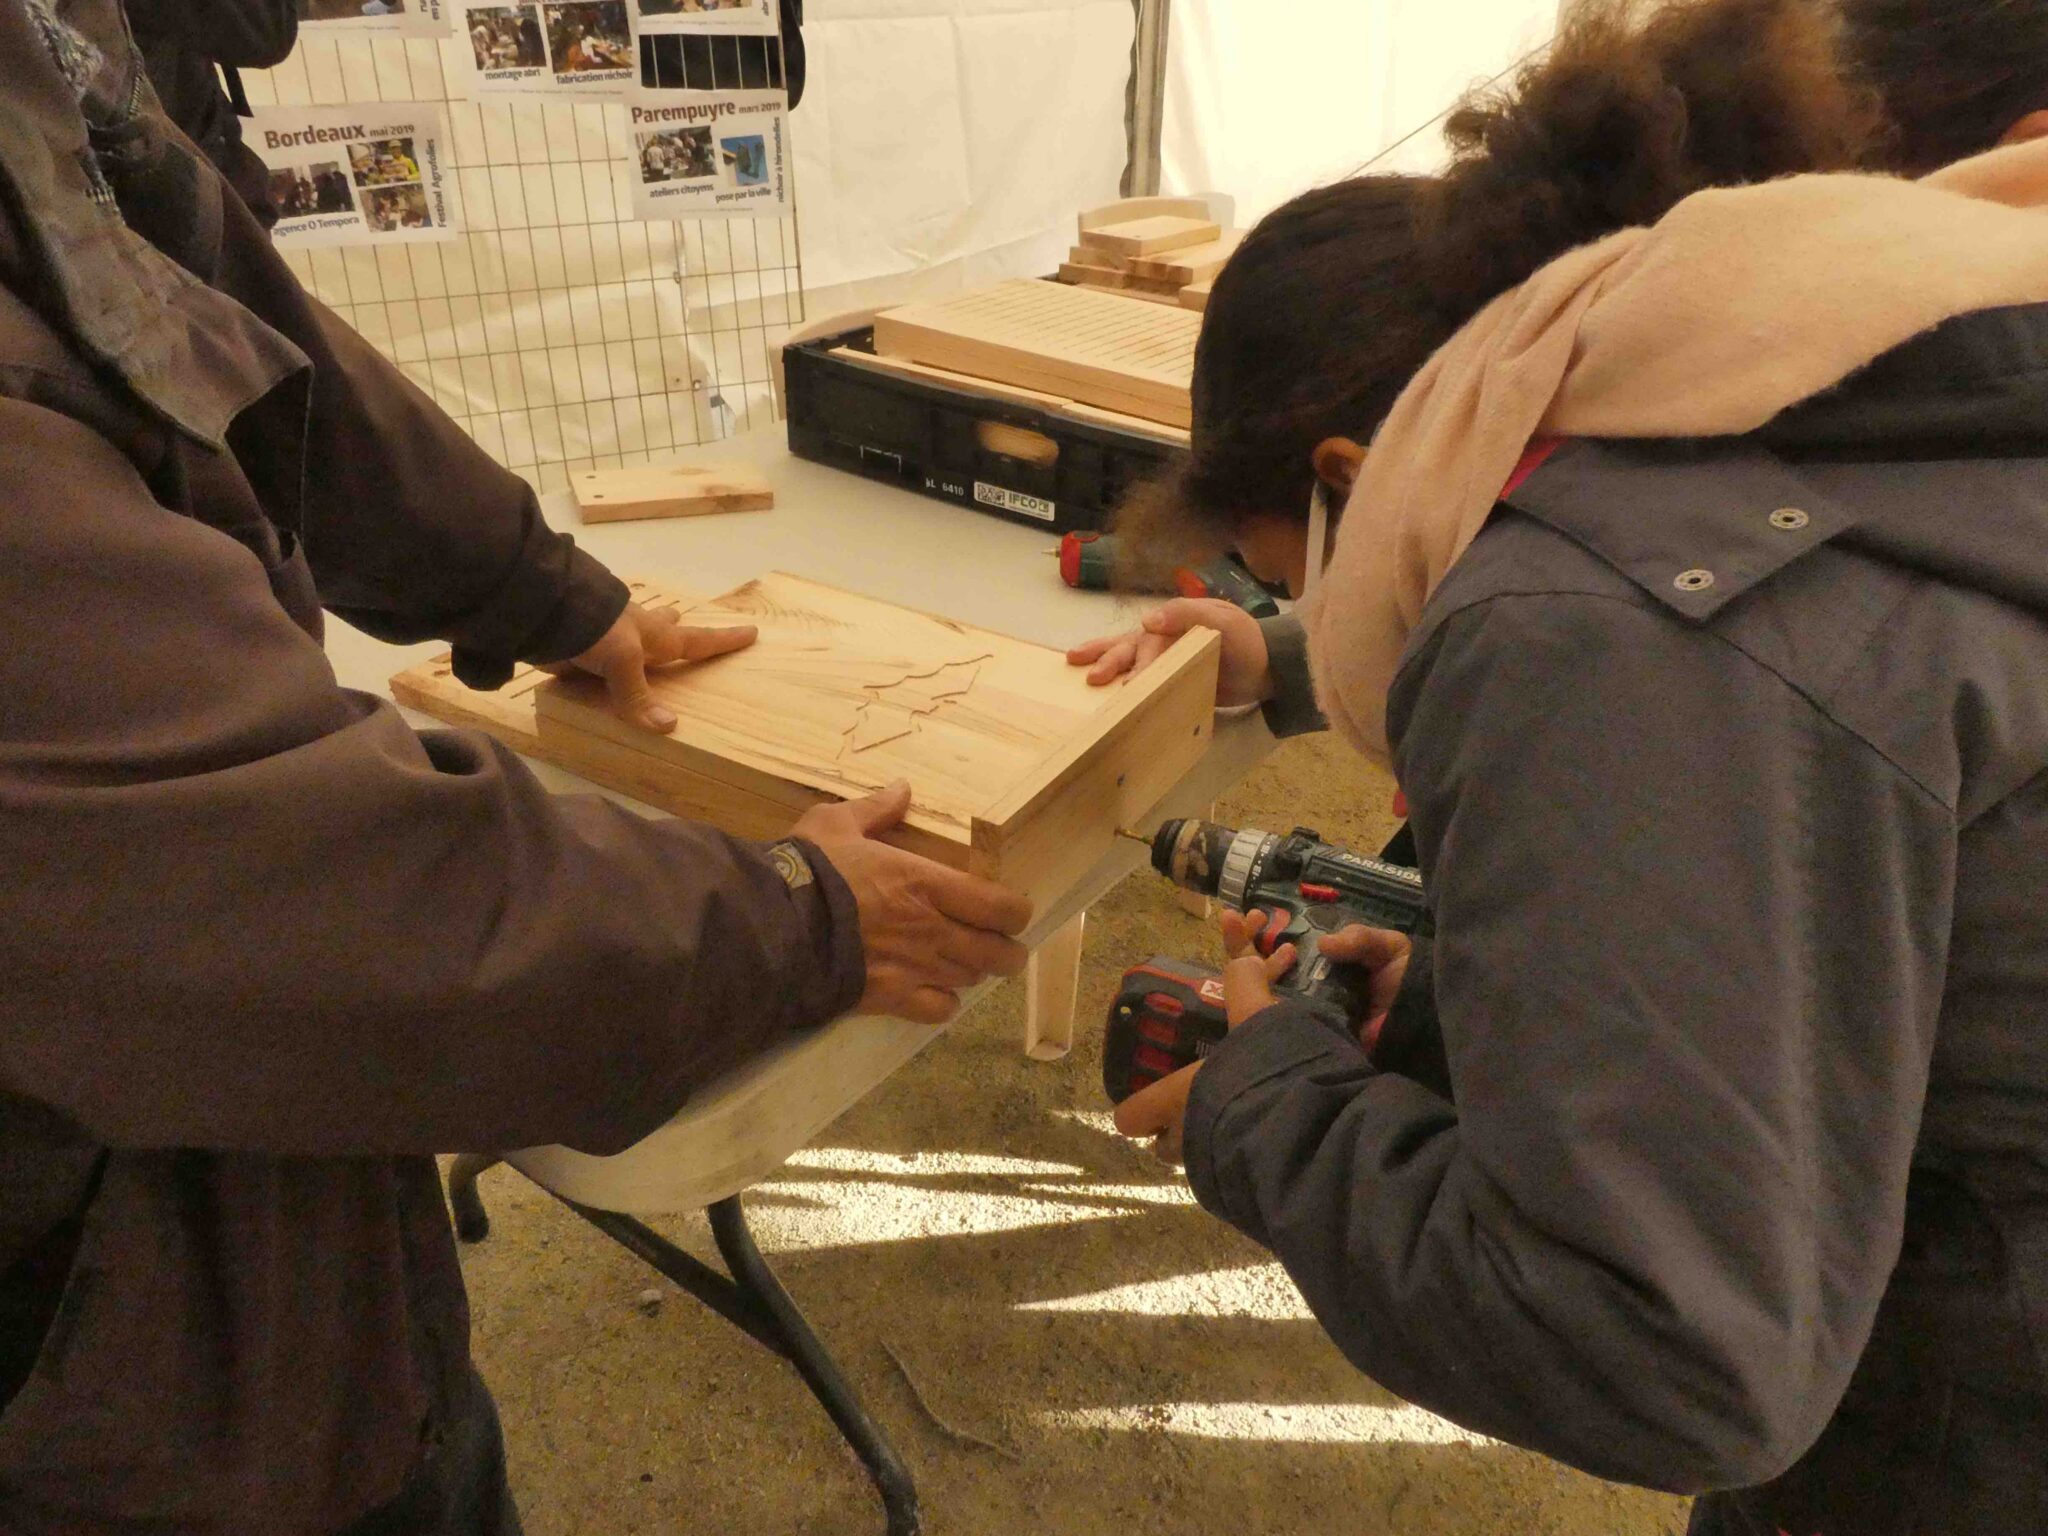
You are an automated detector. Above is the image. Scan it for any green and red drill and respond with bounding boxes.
[1053,531,1281,617]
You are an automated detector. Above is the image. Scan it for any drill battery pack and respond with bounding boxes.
[1103,958,1232,1105]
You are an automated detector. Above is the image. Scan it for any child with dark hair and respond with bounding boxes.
[1074,3,2048,1532]
[1840,0,2048,171]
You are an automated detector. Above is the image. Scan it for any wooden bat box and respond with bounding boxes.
[397,574,1221,916]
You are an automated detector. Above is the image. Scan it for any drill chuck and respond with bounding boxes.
[1151,818,1279,907]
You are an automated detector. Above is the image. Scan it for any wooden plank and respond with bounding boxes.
[1078,196,1213,239]
[1103,285,1189,309]
[1023,910,1087,1061]
[532,573,1121,854]
[1056,262,1133,290]
[823,347,1191,448]
[970,628,1220,913]
[1067,244,1131,272]
[1079,215,1220,258]
[574,462,775,524]
[1128,230,1243,285]
[1180,279,1213,313]
[406,571,1221,911]
[389,584,964,866]
[872,280,1199,429]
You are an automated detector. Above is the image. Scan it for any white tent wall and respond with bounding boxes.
[1160,0,1563,224]
[791,0,1138,320]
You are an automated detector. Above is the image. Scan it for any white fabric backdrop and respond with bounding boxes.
[790,0,1137,319]
[1160,0,1562,225]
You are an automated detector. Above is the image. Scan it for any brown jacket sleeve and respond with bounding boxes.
[0,397,864,1158]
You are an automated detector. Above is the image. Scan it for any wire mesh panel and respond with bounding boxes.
[243,30,803,496]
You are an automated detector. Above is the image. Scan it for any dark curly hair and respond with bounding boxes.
[1838,0,2048,173]
[1115,0,1882,572]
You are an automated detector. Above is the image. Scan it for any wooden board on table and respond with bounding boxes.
[523,572,1220,914]
[388,581,855,846]
[1180,279,1213,312]
[824,347,1191,447]
[1078,196,1214,239]
[1129,231,1242,285]
[573,462,775,524]
[1079,215,1221,259]
[1067,244,1132,273]
[871,279,1200,429]
[1057,261,1133,290]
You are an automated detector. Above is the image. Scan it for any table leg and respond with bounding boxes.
[483,1183,924,1536]
[1023,908,1087,1061]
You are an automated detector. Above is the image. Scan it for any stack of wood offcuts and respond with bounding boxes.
[860,203,1237,436]
[1058,212,1239,313]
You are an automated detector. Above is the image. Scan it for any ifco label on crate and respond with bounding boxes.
[974,482,1055,521]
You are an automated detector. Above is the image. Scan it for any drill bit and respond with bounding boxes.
[1115,827,1152,846]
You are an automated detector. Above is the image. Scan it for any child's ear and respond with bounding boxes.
[1310,437,1369,495]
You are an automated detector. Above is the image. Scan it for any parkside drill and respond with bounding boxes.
[1103,819,1427,1105]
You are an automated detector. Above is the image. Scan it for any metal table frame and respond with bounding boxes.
[447,1154,920,1535]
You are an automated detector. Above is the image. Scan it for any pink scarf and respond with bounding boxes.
[1302,138,2048,763]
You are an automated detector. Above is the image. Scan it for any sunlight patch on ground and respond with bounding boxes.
[1041,1401,1496,1446]
[783,1147,1086,1178]
[741,1178,1135,1253]
[1018,1262,1313,1321]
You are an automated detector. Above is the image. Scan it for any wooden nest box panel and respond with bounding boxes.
[526,574,1221,914]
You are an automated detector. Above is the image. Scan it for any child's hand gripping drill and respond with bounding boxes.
[1103,818,1425,1163]
[1112,910,1414,1164]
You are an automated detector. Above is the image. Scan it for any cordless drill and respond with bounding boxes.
[1103,819,1426,1105]
[1056,532,1281,618]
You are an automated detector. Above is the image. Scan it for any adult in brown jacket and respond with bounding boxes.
[0,3,1030,1531]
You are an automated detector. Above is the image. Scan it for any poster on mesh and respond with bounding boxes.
[466,1,635,93]
[297,0,452,35]
[633,0,776,35]
[627,88,788,219]
[249,103,456,247]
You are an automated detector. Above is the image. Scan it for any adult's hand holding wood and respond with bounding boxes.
[557,600,758,732]
[1067,597,1272,705]
[794,782,1034,1026]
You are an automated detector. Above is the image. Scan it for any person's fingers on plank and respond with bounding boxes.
[603,643,675,733]
[652,624,757,668]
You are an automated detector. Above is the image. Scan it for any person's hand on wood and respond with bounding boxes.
[1113,908,1299,1165]
[1066,598,1273,706]
[554,600,758,733]
[794,782,1034,1026]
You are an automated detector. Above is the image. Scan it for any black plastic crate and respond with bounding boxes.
[783,322,1187,535]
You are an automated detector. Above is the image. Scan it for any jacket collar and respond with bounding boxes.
[1501,303,2048,622]
[0,0,305,448]
[1499,437,1862,622]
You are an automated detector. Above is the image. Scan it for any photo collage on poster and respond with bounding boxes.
[628,25,790,218]
[248,103,456,247]
[467,1,637,92]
